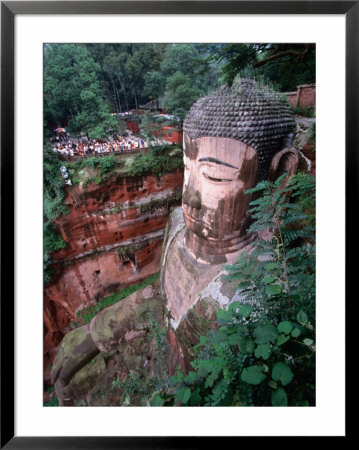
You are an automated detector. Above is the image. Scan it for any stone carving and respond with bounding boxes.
[51,79,299,405]
[163,79,298,325]
[183,79,295,179]
[181,79,295,259]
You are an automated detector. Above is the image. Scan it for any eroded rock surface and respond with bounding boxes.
[54,171,183,260]
[52,281,167,406]
[45,170,183,372]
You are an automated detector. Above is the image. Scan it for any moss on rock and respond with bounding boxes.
[70,354,106,397]
[51,325,99,385]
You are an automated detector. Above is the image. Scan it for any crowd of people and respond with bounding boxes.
[50,130,148,158]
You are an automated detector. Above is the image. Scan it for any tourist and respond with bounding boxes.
[49,130,150,159]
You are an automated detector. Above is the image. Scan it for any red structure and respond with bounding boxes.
[125,115,183,145]
[284,84,316,109]
[149,123,183,144]
[160,126,183,144]
[126,118,140,133]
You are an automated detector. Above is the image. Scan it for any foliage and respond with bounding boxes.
[112,372,162,407]
[162,71,201,124]
[44,222,66,254]
[66,154,124,186]
[44,43,315,138]
[111,312,169,406]
[43,145,70,221]
[44,386,59,406]
[146,312,168,376]
[200,43,315,91]
[139,112,166,142]
[43,146,68,285]
[153,172,315,406]
[143,71,166,104]
[128,146,184,177]
[86,43,221,119]
[43,221,66,286]
[44,44,118,139]
[291,106,315,118]
[76,272,160,324]
[67,147,182,187]
[160,44,221,96]
[44,396,59,407]
[85,43,169,113]
[199,44,258,87]
[44,253,54,286]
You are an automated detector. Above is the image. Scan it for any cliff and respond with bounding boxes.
[44,168,183,378]
[50,209,240,406]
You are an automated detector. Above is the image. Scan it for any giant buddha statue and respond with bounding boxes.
[51,79,299,405]
[162,79,298,327]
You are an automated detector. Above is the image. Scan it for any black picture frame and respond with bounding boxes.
[1,1,354,447]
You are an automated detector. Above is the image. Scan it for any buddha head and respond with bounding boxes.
[182,79,298,262]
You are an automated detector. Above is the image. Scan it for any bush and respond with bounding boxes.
[43,215,67,286]
[43,145,70,220]
[98,154,116,174]
[44,222,66,254]
[44,395,59,407]
[291,106,315,118]
[129,146,183,177]
[66,154,123,186]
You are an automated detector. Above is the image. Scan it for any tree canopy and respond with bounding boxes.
[201,43,315,91]
[44,44,118,139]
[44,43,315,138]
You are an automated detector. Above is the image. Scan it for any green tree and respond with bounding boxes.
[44,44,118,139]
[199,44,257,86]
[160,44,221,96]
[82,44,220,114]
[202,43,315,91]
[84,44,121,114]
[163,71,201,125]
[160,44,200,80]
[142,71,166,108]
[86,44,169,112]
[124,44,168,110]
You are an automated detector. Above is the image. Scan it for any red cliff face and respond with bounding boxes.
[44,170,183,374]
[54,171,184,259]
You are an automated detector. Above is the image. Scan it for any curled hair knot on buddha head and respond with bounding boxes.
[183,78,296,180]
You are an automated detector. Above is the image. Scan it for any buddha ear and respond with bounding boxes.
[267,148,299,182]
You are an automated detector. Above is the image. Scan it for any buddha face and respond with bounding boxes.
[182,133,259,258]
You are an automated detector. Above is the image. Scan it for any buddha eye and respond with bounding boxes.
[203,173,231,183]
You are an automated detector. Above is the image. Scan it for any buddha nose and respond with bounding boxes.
[183,187,202,209]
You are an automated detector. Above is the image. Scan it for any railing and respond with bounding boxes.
[57,147,149,161]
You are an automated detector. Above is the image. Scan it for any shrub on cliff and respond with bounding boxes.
[129,146,184,177]
[43,222,66,285]
[44,222,67,254]
[66,154,125,187]
[44,145,70,221]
